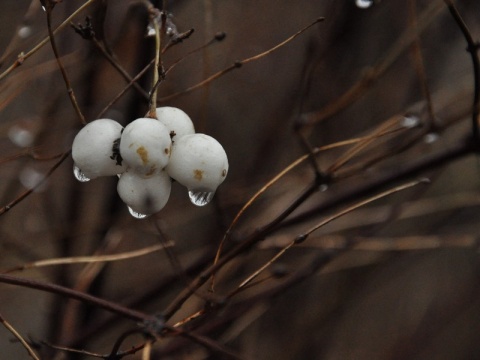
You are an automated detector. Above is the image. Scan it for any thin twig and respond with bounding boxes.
[142,340,152,360]
[159,17,324,103]
[163,179,320,320]
[3,242,174,274]
[0,273,154,322]
[209,123,406,291]
[97,59,155,118]
[408,0,437,128]
[0,312,40,360]
[444,0,480,142]
[148,8,162,118]
[45,2,86,124]
[0,150,70,216]
[235,178,429,291]
[0,0,98,82]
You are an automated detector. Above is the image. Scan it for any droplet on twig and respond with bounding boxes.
[146,23,157,37]
[401,115,421,129]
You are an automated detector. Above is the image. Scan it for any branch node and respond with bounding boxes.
[71,16,95,40]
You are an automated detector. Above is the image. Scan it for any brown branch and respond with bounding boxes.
[158,17,324,103]
[0,312,40,360]
[0,273,154,322]
[0,150,70,216]
[45,2,86,124]
[444,0,480,141]
[162,179,320,320]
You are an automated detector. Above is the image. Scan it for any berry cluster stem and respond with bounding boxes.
[148,9,162,119]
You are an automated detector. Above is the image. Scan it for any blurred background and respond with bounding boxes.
[1,0,480,359]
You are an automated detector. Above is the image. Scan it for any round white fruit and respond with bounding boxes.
[119,118,171,176]
[72,118,127,179]
[166,133,228,192]
[156,106,195,140]
[117,169,171,215]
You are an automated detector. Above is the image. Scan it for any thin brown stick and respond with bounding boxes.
[45,2,86,124]
[158,17,324,103]
[444,0,480,141]
[0,150,70,216]
[326,115,402,174]
[209,123,406,291]
[408,0,436,128]
[0,273,154,322]
[163,179,319,320]
[97,58,155,118]
[142,340,152,360]
[234,178,429,291]
[0,312,40,360]
[3,242,174,274]
[148,8,162,118]
[0,0,98,82]
[92,38,150,100]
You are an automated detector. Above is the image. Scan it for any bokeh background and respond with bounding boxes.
[1,0,480,359]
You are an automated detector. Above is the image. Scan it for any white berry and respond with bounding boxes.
[119,118,171,177]
[166,133,228,193]
[156,106,195,140]
[117,169,171,215]
[72,118,127,179]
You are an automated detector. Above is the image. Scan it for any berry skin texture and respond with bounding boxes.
[119,118,172,177]
[117,169,171,215]
[156,106,195,140]
[72,118,127,179]
[166,133,229,192]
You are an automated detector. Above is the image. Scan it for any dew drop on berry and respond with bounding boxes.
[188,190,214,206]
[73,165,91,182]
[127,206,149,219]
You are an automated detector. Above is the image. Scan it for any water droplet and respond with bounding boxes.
[146,24,156,37]
[41,5,46,12]
[128,206,149,219]
[188,190,214,206]
[401,115,420,129]
[73,165,90,182]
[424,133,439,144]
[8,125,34,147]
[355,0,373,9]
[18,26,32,39]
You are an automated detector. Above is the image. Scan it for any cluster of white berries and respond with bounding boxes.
[72,107,229,218]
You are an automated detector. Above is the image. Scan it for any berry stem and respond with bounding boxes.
[148,9,163,119]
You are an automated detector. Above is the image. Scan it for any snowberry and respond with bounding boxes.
[117,169,171,216]
[155,106,195,140]
[119,118,171,177]
[72,118,127,180]
[166,133,228,205]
